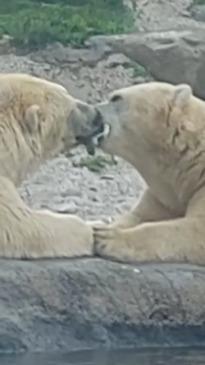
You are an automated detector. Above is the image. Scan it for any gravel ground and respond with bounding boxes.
[19,150,145,222]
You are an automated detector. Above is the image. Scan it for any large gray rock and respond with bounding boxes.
[0,258,205,353]
[30,42,109,68]
[88,28,205,99]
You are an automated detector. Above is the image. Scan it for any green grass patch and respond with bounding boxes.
[133,63,148,78]
[0,0,135,49]
[73,155,117,173]
[192,0,205,4]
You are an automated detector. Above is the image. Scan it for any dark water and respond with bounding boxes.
[0,348,205,365]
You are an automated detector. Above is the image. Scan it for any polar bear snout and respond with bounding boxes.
[74,105,104,143]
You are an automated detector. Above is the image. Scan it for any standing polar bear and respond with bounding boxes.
[90,81,205,265]
[0,73,103,258]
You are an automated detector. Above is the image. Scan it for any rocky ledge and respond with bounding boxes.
[89,28,205,99]
[0,258,205,353]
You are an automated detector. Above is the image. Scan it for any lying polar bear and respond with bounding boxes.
[0,73,103,258]
[88,81,205,265]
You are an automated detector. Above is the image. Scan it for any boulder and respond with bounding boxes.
[88,28,205,99]
[0,258,205,353]
[30,42,110,68]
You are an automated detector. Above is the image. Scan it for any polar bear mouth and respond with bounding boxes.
[86,123,110,155]
[76,123,110,155]
[77,123,110,155]
[92,123,111,146]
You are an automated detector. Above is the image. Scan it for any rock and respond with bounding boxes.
[190,5,205,22]
[132,76,150,85]
[89,28,205,99]
[134,0,198,32]
[49,201,78,214]
[0,259,205,353]
[0,35,14,55]
[30,42,110,68]
[103,53,133,69]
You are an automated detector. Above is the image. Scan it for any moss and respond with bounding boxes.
[73,155,117,173]
[133,63,148,78]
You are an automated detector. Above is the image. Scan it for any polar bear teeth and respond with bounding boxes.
[92,124,111,146]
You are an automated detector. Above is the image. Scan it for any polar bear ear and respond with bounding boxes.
[173,84,192,108]
[25,104,41,134]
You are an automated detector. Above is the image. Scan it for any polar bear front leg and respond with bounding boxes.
[99,189,176,230]
[93,217,205,264]
[0,208,93,259]
[31,210,94,258]
[0,176,93,258]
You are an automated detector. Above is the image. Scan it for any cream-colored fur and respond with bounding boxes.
[0,73,100,258]
[92,82,205,264]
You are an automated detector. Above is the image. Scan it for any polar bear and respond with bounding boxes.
[89,81,205,265]
[0,73,103,258]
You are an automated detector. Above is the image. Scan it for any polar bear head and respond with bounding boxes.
[91,82,199,170]
[87,81,205,206]
[0,73,104,184]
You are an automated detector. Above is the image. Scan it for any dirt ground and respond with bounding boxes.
[1,0,198,222]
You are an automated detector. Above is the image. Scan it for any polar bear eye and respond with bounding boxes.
[110,94,122,102]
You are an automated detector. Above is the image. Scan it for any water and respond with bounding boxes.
[0,348,205,365]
